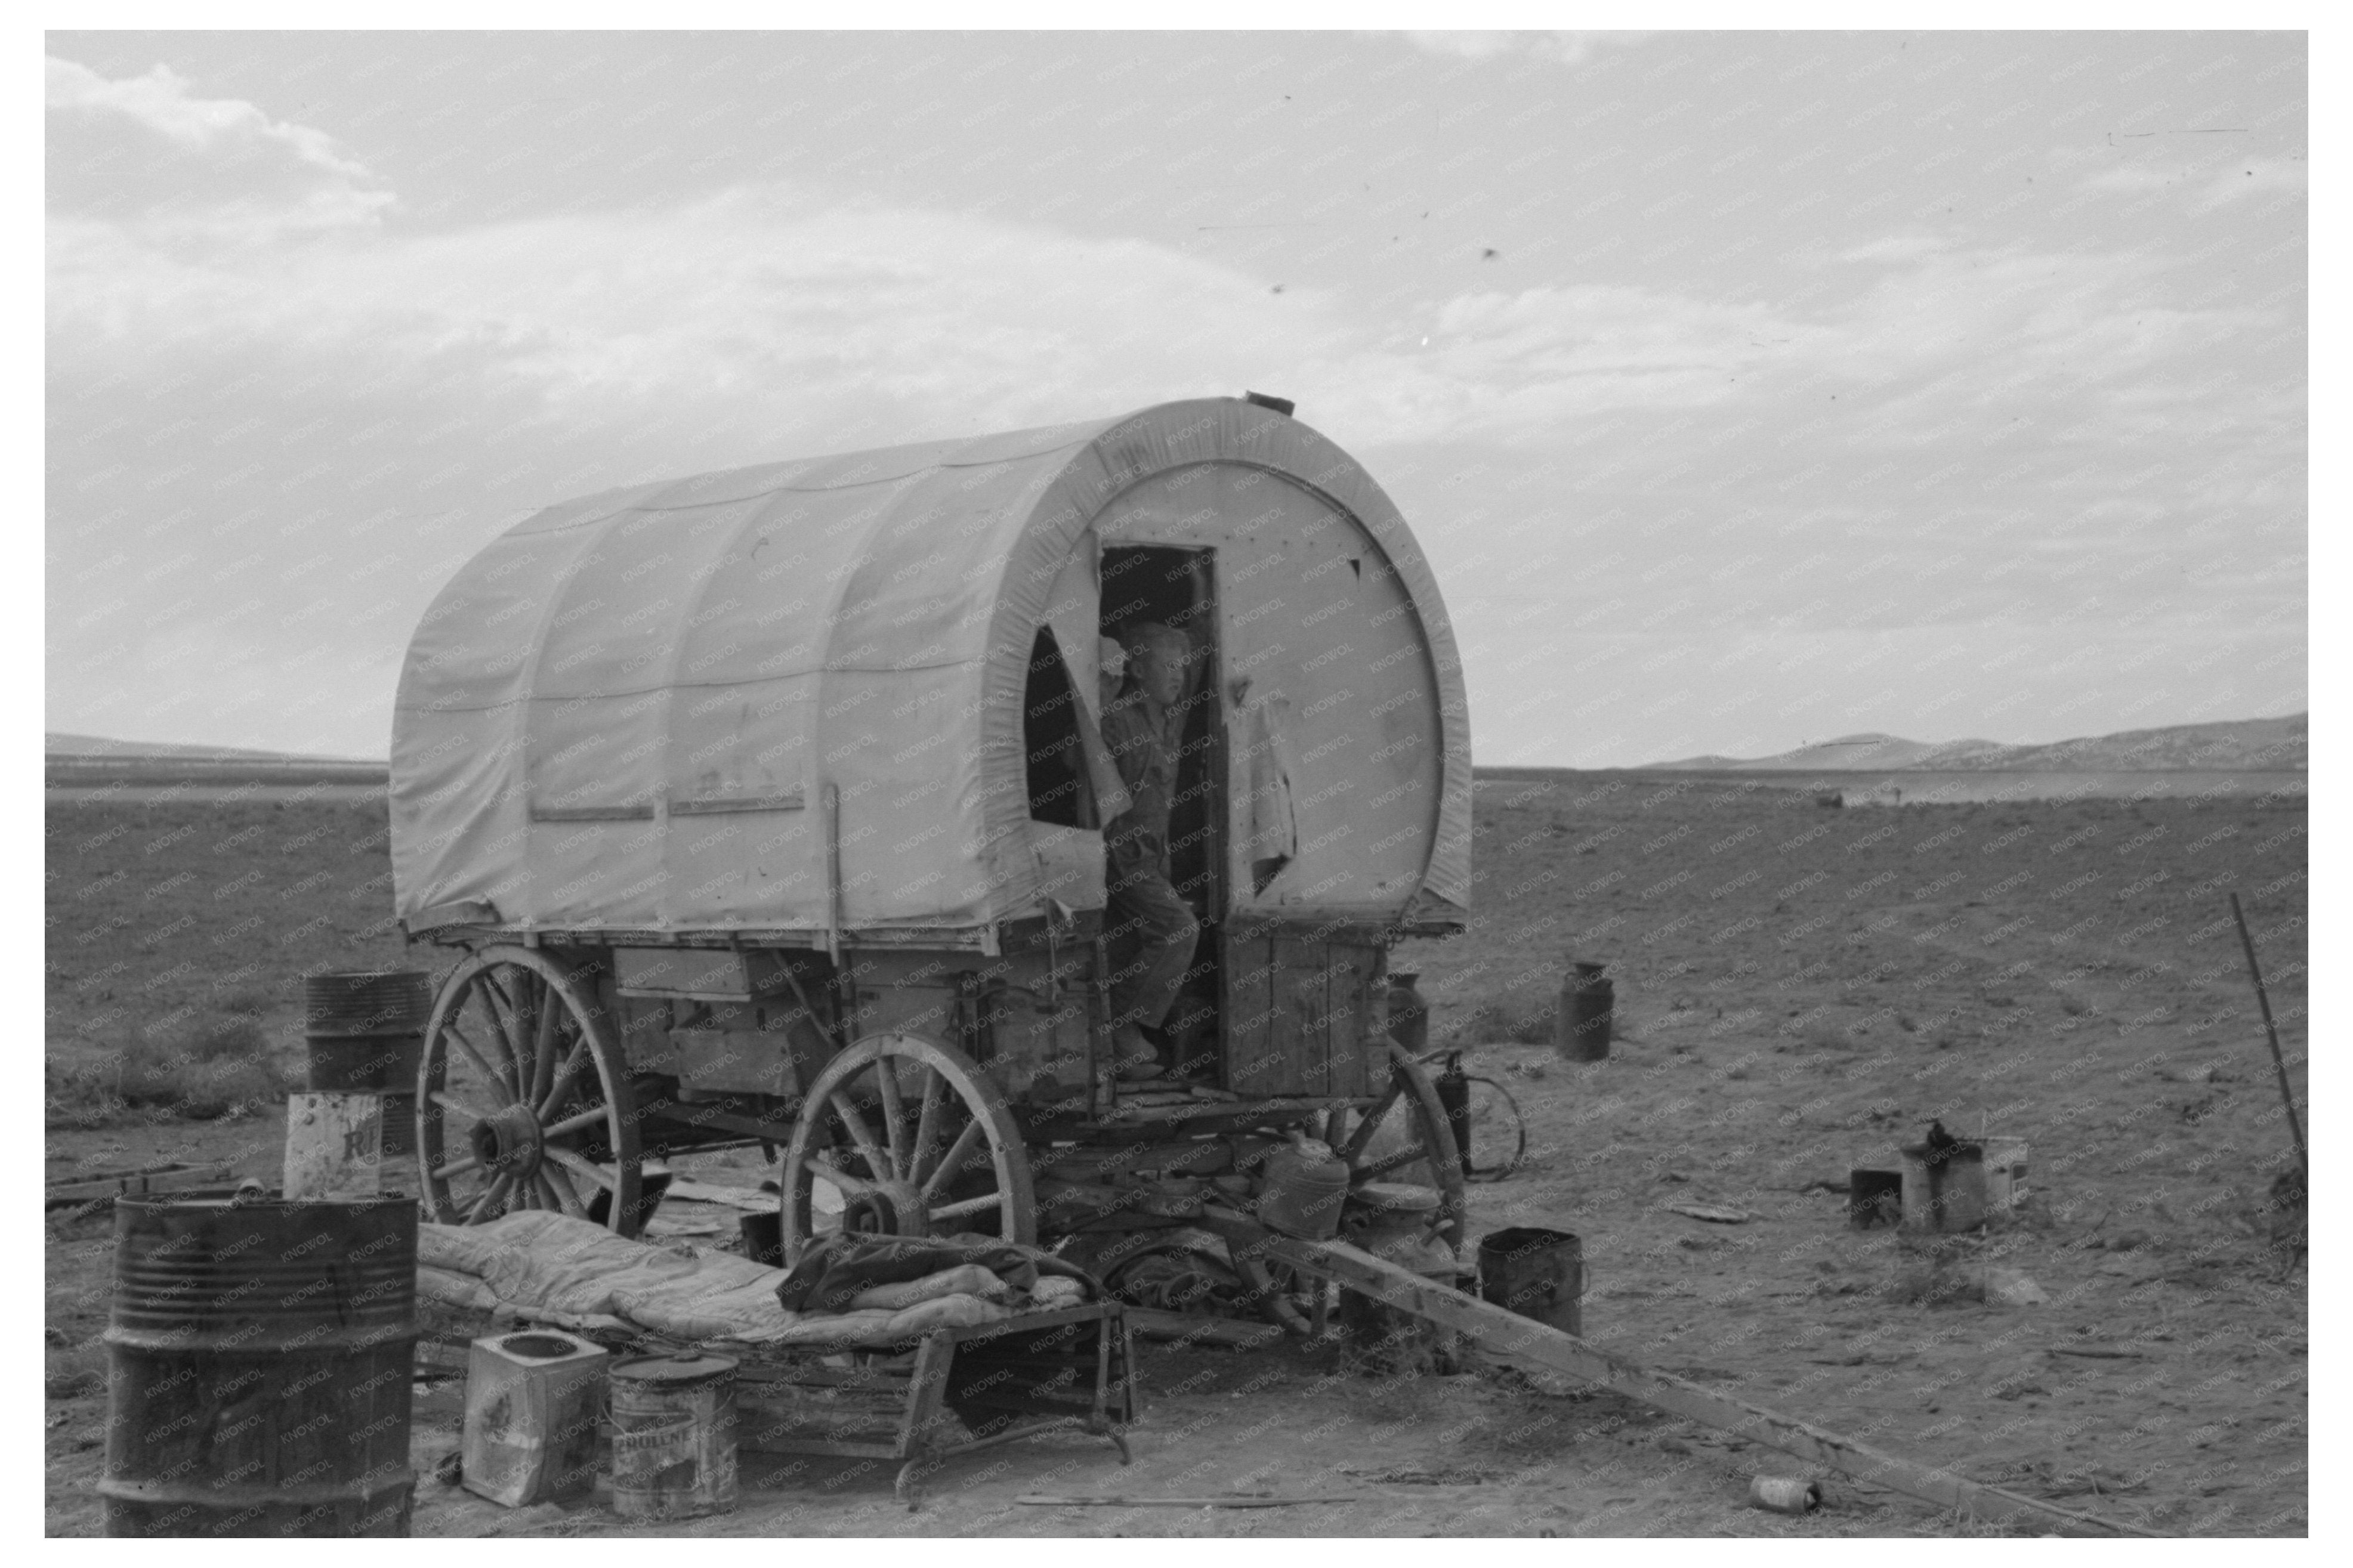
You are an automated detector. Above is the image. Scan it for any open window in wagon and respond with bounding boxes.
[387,395,1473,1260]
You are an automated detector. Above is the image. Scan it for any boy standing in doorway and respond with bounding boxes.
[1098,622,1200,1081]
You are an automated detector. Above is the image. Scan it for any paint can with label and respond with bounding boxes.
[607,1353,738,1520]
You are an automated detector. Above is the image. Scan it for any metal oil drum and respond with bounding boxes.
[302,970,431,1162]
[100,1196,418,1537]
[607,1352,739,1520]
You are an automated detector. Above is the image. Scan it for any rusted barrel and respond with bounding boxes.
[302,971,431,1162]
[101,1196,418,1537]
[608,1353,739,1520]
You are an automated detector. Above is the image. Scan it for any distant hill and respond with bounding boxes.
[45,732,383,765]
[45,731,388,786]
[1648,713,2305,772]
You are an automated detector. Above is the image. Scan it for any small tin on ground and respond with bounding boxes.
[1748,1474,1822,1514]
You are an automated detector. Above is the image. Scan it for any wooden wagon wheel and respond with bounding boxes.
[416,946,645,1236]
[1245,1042,1468,1334]
[779,1032,1036,1267]
[1324,1042,1468,1250]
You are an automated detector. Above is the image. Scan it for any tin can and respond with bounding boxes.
[607,1353,738,1520]
[1747,1475,1822,1514]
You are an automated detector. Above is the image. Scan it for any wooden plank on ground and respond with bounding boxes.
[1258,1232,2161,1538]
[45,1161,235,1206]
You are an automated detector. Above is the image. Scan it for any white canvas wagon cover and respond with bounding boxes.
[390,397,1471,938]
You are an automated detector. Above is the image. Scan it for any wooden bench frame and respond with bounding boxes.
[733,1303,1137,1507]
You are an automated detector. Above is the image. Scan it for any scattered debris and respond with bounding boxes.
[1667,1202,1750,1224]
[44,1160,234,1211]
[1749,1475,1822,1514]
[1848,1168,1903,1229]
[1016,1492,1360,1508]
[1983,1267,2048,1307]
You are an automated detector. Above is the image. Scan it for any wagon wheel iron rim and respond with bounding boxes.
[416,946,644,1236]
[1459,1074,1528,1182]
[777,1032,1036,1267]
[1319,1041,1468,1248]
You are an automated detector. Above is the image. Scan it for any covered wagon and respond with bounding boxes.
[391,394,1473,1285]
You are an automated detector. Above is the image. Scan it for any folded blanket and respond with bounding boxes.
[418,1214,1012,1346]
[847,1263,1009,1312]
[777,1232,1098,1313]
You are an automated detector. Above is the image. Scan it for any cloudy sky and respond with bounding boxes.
[46,30,2306,766]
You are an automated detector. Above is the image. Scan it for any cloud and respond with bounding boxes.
[2191,156,2308,210]
[2077,162,2180,194]
[46,55,393,232]
[1393,31,1650,67]
[48,56,369,177]
[1835,232,1953,265]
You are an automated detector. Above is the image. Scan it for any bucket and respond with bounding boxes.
[1553,963,1613,1064]
[1257,1136,1350,1241]
[101,1196,417,1537]
[607,1353,739,1520]
[1478,1226,1584,1338]
[738,1210,784,1268]
[1385,972,1429,1056]
[302,971,430,1162]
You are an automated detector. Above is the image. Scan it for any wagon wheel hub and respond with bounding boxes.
[841,1179,929,1238]
[470,1102,544,1177]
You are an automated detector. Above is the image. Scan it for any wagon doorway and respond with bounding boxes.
[1100,545,1227,1079]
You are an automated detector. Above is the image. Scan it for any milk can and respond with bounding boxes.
[1257,1134,1350,1241]
[1384,971,1429,1056]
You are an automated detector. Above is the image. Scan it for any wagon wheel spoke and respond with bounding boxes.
[527,977,562,1107]
[430,1088,498,1124]
[927,1192,1006,1224]
[541,1103,613,1141]
[470,975,526,1100]
[443,1023,513,1107]
[921,1119,985,1200]
[873,1063,908,1178]
[531,1168,580,1217]
[544,1167,589,1219]
[807,1153,881,1199]
[544,1146,617,1193]
[1342,1081,1405,1164]
[465,1170,517,1221]
[830,1090,890,1183]
[507,971,541,1103]
[433,1153,482,1181]
[1357,1143,1434,1182]
[909,1068,945,1184]
[538,1038,591,1120]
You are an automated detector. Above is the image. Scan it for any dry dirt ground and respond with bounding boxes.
[44,774,2306,1536]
